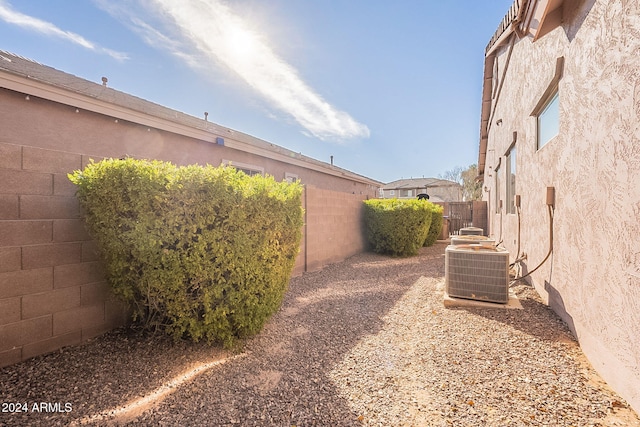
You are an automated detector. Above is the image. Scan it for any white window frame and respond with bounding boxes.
[531,57,564,150]
[221,159,264,176]
[284,172,299,183]
[536,91,559,149]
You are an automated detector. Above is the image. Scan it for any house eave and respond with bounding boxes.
[0,69,380,187]
[479,0,564,180]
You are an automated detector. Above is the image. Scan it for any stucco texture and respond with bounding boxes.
[483,0,640,412]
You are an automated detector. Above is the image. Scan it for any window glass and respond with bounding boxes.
[238,168,261,176]
[285,173,298,183]
[537,91,559,149]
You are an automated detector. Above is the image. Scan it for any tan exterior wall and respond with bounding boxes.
[0,87,375,367]
[482,0,640,412]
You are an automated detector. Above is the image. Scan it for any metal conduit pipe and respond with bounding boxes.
[511,203,554,285]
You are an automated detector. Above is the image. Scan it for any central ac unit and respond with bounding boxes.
[445,245,509,303]
[450,235,496,246]
[459,227,484,236]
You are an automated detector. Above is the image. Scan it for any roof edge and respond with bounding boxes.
[0,50,381,187]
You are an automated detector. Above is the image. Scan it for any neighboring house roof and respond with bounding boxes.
[478,0,566,178]
[382,178,460,190]
[0,50,381,187]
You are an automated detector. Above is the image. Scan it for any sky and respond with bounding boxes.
[0,0,514,183]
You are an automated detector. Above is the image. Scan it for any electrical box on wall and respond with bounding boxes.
[546,187,555,207]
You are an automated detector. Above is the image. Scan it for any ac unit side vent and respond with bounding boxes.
[445,246,509,304]
[450,236,496,246]
[459,227,484,236]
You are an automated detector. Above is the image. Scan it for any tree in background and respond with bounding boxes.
[439,164,482,201]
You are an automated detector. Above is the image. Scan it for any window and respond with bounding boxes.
[285,172,299,183]
[506,146,516,214]
[401,189,412,197]
[531,57,564,150]
[537,91,559,149]
[238,168,262,176]
[389,190,395,196]
[222,159,264,176]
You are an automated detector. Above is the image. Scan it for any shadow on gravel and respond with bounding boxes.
[0,244,447,426]
[448,292,577,344]
[0,328,231,427]
[132,244,447,426]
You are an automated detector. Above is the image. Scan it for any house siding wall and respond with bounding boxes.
[0,87,376,367]
[482,0,640,412]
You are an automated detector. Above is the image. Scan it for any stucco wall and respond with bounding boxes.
[482,0,640,412]
[0,86,376,367]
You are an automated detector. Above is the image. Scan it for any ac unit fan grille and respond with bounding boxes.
[445,247,509,303]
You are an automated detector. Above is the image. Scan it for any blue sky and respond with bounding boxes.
[0,0,513,183]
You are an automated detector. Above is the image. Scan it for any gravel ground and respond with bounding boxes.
[1,241,638,426]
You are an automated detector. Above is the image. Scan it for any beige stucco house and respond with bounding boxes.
[381,178,462,202]
[478,0,639,413]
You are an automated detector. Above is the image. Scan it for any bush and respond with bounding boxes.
[424,203,444,247]
[69,159,303,347]
[363,198,432,256]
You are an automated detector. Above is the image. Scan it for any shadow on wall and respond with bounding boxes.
[563,0,596,42]
[545,279,577,338]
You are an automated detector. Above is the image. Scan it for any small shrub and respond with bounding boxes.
[424,203,444,247]
[363,198,432,256]
[69,159,303,347]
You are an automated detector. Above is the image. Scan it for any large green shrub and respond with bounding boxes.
[363,198,432,256]
[424,203,444,247]
[69,159,303,347]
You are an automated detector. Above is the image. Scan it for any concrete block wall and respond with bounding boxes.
[0,142,128,368]
[0,87,377,367]
[0,146,369,367]
[0,106,378,368]
[297,186,368,274]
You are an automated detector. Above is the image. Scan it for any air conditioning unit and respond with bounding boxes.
[450,236,496,246]
[445,245,509,303]
[459,227,484,236]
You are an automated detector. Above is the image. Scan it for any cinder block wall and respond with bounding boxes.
[0,144,128,368]
[293,186,368,275]
[0,144,370,367]
[0,88,375,367]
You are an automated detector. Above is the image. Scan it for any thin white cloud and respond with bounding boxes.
[0,0,128,61]
[101,0,369,141]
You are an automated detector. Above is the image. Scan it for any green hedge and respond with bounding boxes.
[69,159,303,347]
[363,199,432,256]
[424,203,444,247]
